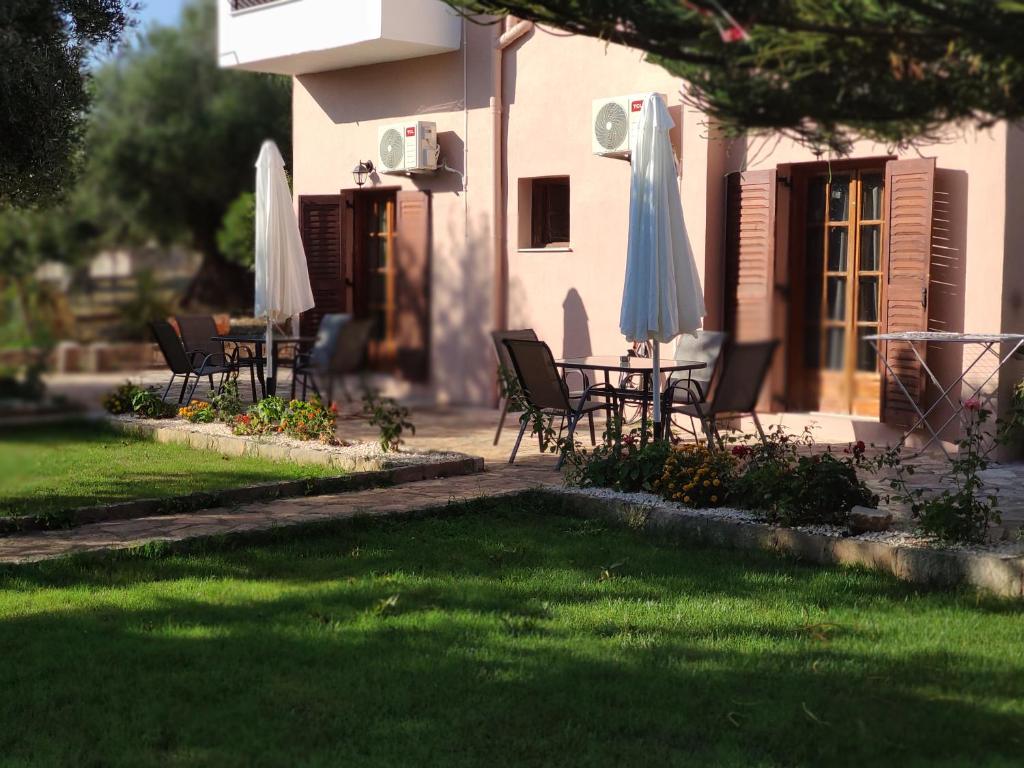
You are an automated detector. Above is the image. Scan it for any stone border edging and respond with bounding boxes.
[108,418,404,471]
[545,490,1024,599]
[0,456,483,536]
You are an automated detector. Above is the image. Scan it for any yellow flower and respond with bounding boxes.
[711,495,718,503]
[703,480,710,487]
[713,479,721,487]
[683,495,691,504]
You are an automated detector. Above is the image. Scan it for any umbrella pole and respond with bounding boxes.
[652,342,662,438]
[265,319,275,398]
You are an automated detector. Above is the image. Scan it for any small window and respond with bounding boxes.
[522,177,570,249]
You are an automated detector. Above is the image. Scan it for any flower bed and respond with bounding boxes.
[547,486,1024,597]
[104,377,415,452]
[566,425,876,532]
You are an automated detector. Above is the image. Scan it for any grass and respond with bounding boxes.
[0,495,1021,767]
[0,420,337,517]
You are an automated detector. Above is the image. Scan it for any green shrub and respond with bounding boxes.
[729,429,875,526]
[361,389,415,452]
[880,401,1001,543]
[130,388,175,419]
[210,377,244,419]
[280,398,337,443]
[568,432,671,493]
[103,381,143,415]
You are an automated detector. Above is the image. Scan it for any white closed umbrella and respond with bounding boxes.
[619,93,706,430]
[254,139,315,396]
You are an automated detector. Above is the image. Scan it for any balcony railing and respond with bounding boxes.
[230,0,279,10]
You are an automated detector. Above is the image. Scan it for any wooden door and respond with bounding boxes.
[799,168,886,415]
[352,189,431,381]
[354,191,397,370]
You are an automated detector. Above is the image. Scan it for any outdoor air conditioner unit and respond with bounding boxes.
[591,93,658,156]
[377,121,439,174]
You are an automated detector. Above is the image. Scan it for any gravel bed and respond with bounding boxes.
[113,415,466,467]
[556,485,1024,557]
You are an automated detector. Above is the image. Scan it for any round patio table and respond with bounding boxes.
[556,355,706,443]
[213,332,314,398]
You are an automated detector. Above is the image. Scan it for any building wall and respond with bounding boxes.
[290,18,1017,414]
[292,20,496,404]
[719,126,1012,427]
[503,28,712,365]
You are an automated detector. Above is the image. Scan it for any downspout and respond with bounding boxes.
[491,17,534,333]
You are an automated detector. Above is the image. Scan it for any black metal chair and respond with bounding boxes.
[502,338,618,469]
[662,330,728,440]
[150,320,240,405]
[291,314,372,404]
[664,339,779,446]
[490,329,544,446]
[491,329,592,445]
[175,315,257,401]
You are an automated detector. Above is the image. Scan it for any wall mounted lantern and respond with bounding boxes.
[352,160,375,187]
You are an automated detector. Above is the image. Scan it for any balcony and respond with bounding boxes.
[217,0,462,75]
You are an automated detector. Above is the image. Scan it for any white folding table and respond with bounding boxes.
[866,332,1024,458]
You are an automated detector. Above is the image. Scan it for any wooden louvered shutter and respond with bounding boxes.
[880,158,934,427]
[393,190,431,381]
[298,194,350,339]
[725,169,776,341]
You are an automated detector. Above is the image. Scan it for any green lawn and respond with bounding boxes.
[0,496,1020,767]
[0,420,336,517]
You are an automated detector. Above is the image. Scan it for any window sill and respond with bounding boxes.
[517,247,573,253]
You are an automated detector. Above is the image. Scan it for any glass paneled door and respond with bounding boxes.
[354,191,397,369]
[802,169,884,415]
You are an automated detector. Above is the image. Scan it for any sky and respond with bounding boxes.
[134,0,190,30]
[88,0,190,68]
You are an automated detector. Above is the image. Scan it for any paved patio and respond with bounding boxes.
[0,369,1014,565]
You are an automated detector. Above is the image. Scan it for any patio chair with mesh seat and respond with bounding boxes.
[663,339,778,446]
[291,314,372,405]
[491,329,591,445]
[502,338,618,469]
[661,330,727,440]
[175,315,258,400]
[150,320,244,405]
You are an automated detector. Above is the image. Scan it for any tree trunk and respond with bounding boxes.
[182,228,253,312]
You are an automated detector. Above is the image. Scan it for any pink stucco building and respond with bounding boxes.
[218,0,1024,442]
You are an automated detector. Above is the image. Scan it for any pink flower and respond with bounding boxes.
[964,397,981,412]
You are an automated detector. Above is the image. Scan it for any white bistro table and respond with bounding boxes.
[865,332,1024,457]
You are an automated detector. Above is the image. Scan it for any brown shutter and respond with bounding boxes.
[880,158,934,427]
[724,169,776,341]
[298,194,351,339]
[393,190,431,381]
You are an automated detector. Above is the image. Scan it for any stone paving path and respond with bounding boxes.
[0,460,562,565]
[16,375,1024,562]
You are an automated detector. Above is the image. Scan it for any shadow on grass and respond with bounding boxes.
[0,496,1022,766]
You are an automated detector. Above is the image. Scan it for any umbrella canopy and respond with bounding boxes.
[619,93,706,425]
[254,139,315,393]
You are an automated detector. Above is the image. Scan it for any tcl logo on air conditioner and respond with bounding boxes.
[377,121,439,174]
[591,92,662,156]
